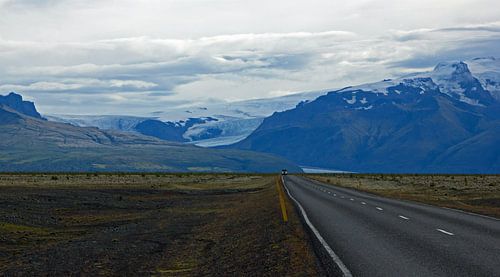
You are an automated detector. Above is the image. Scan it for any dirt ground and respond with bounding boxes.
[0,174,320,276]
[309,174,500,218]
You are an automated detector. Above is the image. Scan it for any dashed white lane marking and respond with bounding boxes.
[398,215,410,220]
[334,194,337,196]
[361,202,366,205]
[436,229,454,236]
[350,198,354,201]
[341,196,345,199]
[376,207,383,211]
[328,191,331,194]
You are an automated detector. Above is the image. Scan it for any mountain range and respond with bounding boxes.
[47,89,327,147]
[0,94,300,172]
[2,57,499,173]
[230,58,500,173]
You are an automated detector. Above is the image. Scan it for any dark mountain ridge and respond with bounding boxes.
[0,99,300,173]
[0,92,42,119]
[230,61,500,173]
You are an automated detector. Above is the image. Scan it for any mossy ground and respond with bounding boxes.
[0,174,320,276]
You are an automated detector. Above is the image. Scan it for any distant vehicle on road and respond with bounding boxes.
[281,169,288,175]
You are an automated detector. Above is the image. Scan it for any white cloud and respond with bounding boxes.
[0,79,158,93]
[0,1,499,115]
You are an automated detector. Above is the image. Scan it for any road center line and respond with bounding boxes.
[398,215,409,220]
[376,207,383,211]
[436,229,454,236]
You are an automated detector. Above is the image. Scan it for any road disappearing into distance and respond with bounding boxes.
[283,175,500,277]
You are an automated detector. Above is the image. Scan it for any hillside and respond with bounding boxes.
[0,94,300,172]
[230,60,500,173]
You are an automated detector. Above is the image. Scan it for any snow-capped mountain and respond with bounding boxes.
[47,58,499,151]
[339,57,498,107]
[0,92,301,173]
[467,57,500,100]
[47,89,328,146]
[230,58,500,173]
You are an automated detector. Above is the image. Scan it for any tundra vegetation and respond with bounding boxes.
[0,174,319,276]
[310,174,500,218]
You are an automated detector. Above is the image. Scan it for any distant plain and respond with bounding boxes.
[310,174,500,218]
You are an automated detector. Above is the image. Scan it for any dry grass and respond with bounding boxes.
[0,173,320,276]
[0,173,270,190]
[308,174,500,218]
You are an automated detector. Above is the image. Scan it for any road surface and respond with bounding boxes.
[283,175,500,277]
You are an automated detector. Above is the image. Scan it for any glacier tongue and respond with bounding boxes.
[44,58,499,147]
[46,89,328,146]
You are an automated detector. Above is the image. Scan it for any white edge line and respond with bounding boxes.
[282,176,353,277]
[436,228,454,236]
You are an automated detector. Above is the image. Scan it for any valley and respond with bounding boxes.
[0,95,300,173]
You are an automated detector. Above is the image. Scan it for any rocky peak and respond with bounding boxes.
[0,92,43,119]
[433,61,473,81]
[431,61,494,106]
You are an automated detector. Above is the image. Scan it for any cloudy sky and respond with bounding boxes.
[0,0,499,115]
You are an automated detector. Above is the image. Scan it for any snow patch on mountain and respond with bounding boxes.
[148,89,329,123]
[467,57,500,100]
[45,114,151,131]
[46,89,328,146]
[344,95,357,104]
[355,105,373,110]
[339,79,396,95]
[44,58,499,147]
[333,58,498,107]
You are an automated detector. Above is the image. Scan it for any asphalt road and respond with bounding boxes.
[283,175,500,277]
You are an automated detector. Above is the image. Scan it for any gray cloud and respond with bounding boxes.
[2,26,500,115]
[387,26,500,70]
[0,0,498,115]
[0,0,65,8]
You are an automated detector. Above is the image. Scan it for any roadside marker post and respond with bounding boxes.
[276,176,289,223]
